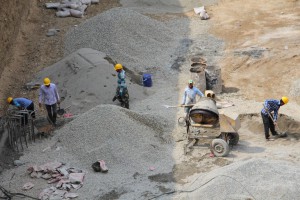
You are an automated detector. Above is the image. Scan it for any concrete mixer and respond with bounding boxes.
[184,97,240,157]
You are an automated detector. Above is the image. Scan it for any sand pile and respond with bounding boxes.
[172,158,300,200]
[33,48,146,115]
[64,7,181,72]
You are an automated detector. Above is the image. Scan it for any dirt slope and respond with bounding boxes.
[210,0,300,103]
[0,0,121,115]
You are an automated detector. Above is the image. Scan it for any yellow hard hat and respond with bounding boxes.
[281,96,289,104]
[7,97,13,104]
[44,77,51,86]
[114,63,123,71]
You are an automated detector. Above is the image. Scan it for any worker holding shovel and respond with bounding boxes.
[261,97,289,140]
[181,80,204,118]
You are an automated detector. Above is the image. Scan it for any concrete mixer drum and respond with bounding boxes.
[184,97,240,157]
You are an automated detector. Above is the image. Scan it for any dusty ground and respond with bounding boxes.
[0,0,300,199]
[0,0,121,115]
[210,0,300,103]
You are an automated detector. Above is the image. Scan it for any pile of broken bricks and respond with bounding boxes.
[27,161,85,200]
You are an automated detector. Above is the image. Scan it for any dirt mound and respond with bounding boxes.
[240,114,300,139]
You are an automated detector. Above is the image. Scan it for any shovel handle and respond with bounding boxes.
[263,104,275,123]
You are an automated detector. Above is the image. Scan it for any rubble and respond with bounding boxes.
[22,182,34,190]
[45,0,99,18]
[27,162,84,200]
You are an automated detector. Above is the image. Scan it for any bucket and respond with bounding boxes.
[142,74,152,87]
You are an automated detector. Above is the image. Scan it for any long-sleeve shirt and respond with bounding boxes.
[182,87,204,105]
[261,99,281,121]
[39,83,60,105]
[12,98,32,108]
[117,70,127,88]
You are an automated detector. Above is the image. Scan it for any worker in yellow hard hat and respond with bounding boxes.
[39,77,60,126]
[261,96,289,140]
[112,63,129,109]
[7,97,36,123]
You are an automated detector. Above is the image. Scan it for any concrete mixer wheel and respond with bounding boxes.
[211,139,230,157]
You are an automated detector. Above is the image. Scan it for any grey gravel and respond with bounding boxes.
[171,158,300,200]
[64,7,182,72]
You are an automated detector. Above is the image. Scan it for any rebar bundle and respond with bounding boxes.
[4,108,36,151]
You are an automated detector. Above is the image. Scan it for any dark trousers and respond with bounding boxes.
[46,104,57,124]
[27,102,35,119]
[21,103,35,125]
[261,112,277,139]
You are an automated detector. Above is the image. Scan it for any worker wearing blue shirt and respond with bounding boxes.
[182,80,204,114]
[7,97,35,118]
[261,97,288,140]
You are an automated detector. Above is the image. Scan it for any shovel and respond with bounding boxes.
[57,105,71,116]
[263,104,287,137]
[163,104,195,108]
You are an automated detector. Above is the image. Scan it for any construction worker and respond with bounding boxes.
[181,79,204,115]
[112,63,129,108]
[7,97,36,123]
[261,96,289,140]
[39,77,60,125]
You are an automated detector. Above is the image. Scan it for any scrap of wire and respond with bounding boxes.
[0,185,39,200]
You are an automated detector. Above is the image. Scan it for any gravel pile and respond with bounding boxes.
[172,158,300,200]
[33,48,148,115]
[53,104,175,199]
[0,105,175,199]
[57,104,172,169]
[64,7,181,72]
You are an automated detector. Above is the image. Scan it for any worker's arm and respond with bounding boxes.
[54,85,60,104]
[195,88,204,97]
[12,100,21,108]
[273,109,279,122]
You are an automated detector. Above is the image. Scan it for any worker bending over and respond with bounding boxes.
[7,97,36,119]
[261,96,288,140]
